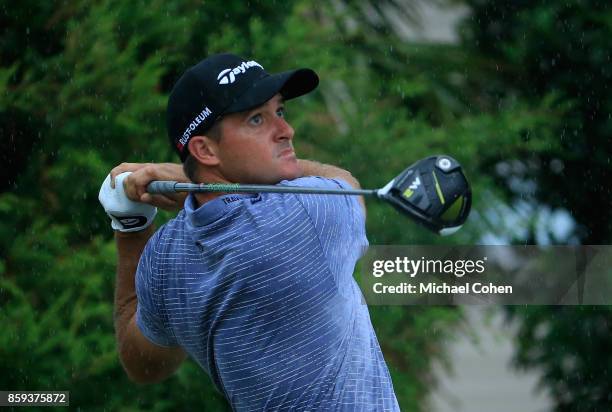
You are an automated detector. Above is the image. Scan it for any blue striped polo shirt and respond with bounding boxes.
[135,176,399,411]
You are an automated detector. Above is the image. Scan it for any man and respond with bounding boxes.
[99,53,400,411]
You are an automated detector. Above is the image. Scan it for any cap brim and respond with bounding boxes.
[224,68,319,114]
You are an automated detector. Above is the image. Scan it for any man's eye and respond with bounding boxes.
[276,107,285,118]
[249,114,263,125]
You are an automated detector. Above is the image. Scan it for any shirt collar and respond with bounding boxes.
[184,192,260,227]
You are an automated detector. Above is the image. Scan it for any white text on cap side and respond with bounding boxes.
[178,106,213,148]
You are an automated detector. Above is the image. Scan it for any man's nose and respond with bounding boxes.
[273,116,294,141]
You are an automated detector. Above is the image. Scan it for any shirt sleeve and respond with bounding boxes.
[278,176,369,285]
[135,232,179,347]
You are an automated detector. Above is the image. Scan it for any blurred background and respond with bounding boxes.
[1,0,611,410]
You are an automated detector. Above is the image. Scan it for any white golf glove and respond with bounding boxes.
[98,172,157,232]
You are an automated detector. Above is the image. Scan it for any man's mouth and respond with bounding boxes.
[278,148,295,158]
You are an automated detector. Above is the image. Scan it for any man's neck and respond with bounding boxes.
[191,170,232,208]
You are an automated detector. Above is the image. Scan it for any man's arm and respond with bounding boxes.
[114,226,187,384]
[111,160,362,212]
[298,159,366,214]
[106,164,190,383]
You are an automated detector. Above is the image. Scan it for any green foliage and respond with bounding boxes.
[460,1,612,410]
[461,0,612,243]
[369,306,464,410]
[505,306,612,411]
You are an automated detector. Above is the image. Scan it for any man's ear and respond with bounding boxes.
[188,135,220,166]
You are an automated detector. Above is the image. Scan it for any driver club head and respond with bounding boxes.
[377,155,471,235]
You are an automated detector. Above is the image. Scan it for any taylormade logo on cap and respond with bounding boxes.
[217,60,264,85]
[178,106,213,148]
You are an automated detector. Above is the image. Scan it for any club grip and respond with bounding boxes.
[147,181,178,194]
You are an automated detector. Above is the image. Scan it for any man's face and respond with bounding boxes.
[213,94,301,184]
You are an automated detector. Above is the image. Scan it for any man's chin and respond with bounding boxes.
[276,159,301,181]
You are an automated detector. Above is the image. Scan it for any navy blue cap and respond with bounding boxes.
[167,53,319,161]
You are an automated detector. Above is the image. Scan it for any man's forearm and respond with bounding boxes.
[298,159,361,188]
[113,226,187,384]
[114,226,155,342]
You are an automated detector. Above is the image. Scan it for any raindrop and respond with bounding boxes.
[549,158,564,174]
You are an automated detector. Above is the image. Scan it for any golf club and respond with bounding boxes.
[147,155,472,235]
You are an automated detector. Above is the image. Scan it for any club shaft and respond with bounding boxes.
[147,181,378,196]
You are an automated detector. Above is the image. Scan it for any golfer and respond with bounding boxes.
[99,53,400,411]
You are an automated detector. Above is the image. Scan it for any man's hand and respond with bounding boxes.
[99,172,158,232]
[110,163,189,210]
